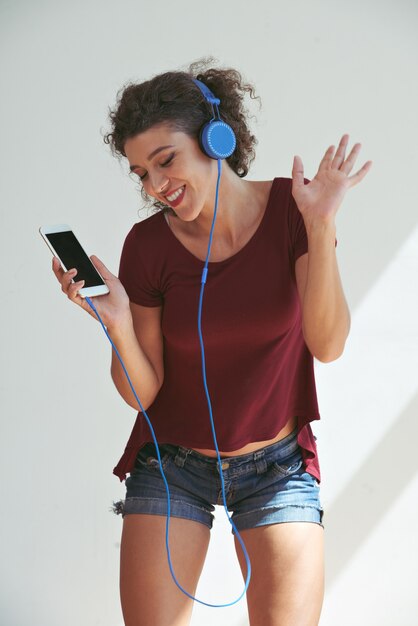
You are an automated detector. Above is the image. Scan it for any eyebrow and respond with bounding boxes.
[129,145,174,172]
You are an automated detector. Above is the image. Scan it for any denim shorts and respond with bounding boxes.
[111,427,324,532]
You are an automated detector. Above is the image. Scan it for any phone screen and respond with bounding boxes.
[45,230,106,288]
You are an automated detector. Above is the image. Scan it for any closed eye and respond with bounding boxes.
[136,153,175,181]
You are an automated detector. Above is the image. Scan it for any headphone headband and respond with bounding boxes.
[191,77,236,160]
[192,78,220,105]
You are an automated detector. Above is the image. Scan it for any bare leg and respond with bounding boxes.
[120,514,210,626]
[234,522,325,626]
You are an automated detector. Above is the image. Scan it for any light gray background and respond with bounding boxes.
[1,0,417,624]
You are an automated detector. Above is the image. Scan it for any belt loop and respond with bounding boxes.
[253,449,267,474]
[174,446,189,468]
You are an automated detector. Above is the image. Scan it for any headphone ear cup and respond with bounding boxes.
[199,120,236,160]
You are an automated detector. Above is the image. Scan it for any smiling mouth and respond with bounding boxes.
[165,185,186,207]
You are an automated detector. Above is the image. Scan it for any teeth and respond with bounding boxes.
[166,185,185,202]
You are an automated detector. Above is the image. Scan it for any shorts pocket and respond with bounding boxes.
[134,443,172,472]
[271,450,304,478]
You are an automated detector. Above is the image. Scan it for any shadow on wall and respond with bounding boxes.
[324,389,418,586]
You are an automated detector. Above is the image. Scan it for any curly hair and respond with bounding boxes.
[102,56,261,213]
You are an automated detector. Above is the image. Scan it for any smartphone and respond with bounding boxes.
[39,224,109,298]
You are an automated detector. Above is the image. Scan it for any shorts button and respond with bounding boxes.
[221,461,230,470]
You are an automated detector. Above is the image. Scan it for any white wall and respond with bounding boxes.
[1,0,417,624]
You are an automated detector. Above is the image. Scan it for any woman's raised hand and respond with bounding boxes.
[52,254,132,330]
[291,133,373,228]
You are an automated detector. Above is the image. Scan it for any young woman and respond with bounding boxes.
[52,58,372,626]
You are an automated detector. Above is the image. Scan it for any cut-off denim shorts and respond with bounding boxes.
[111,426,324,532]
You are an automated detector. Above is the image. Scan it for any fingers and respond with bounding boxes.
[341,143,361,175]
[52,256,63,278]
[63,269,83,301]
[61,266,76,294]
[321,134,369,179]
[66,272,85,301]
[318,145,335,171]
[348,160,373,186]
[330,134,349,169]
[291,155,305,188]
[90,255,113,281]
[52,258,84,301]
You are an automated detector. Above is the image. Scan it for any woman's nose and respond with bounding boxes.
[150,174,169,197]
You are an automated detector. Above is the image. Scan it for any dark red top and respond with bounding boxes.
[113,177,337,483]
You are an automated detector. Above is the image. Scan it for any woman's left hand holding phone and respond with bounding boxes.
[52,255,132,331]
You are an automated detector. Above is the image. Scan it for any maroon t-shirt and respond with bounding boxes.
[113,177,337,483]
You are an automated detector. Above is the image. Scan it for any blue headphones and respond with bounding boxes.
[192,78,237,160]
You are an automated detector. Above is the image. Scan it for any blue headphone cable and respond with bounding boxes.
[85,158,251,607]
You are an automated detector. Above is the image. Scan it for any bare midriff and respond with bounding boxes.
[190,415,299,458]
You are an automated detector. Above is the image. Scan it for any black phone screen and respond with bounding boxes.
[46,231,106,288]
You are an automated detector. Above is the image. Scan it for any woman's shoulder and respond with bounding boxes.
[246,176,292,197]
[126,209,166,240]
[121,210,168,263]
[248,177,294,209]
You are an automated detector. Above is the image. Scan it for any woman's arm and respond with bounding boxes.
[108,303,164,411]
[295,222,350,363]
[291,134,371,362]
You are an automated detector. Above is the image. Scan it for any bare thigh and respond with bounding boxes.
[234,522,324,626]
[120,514,210,626]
